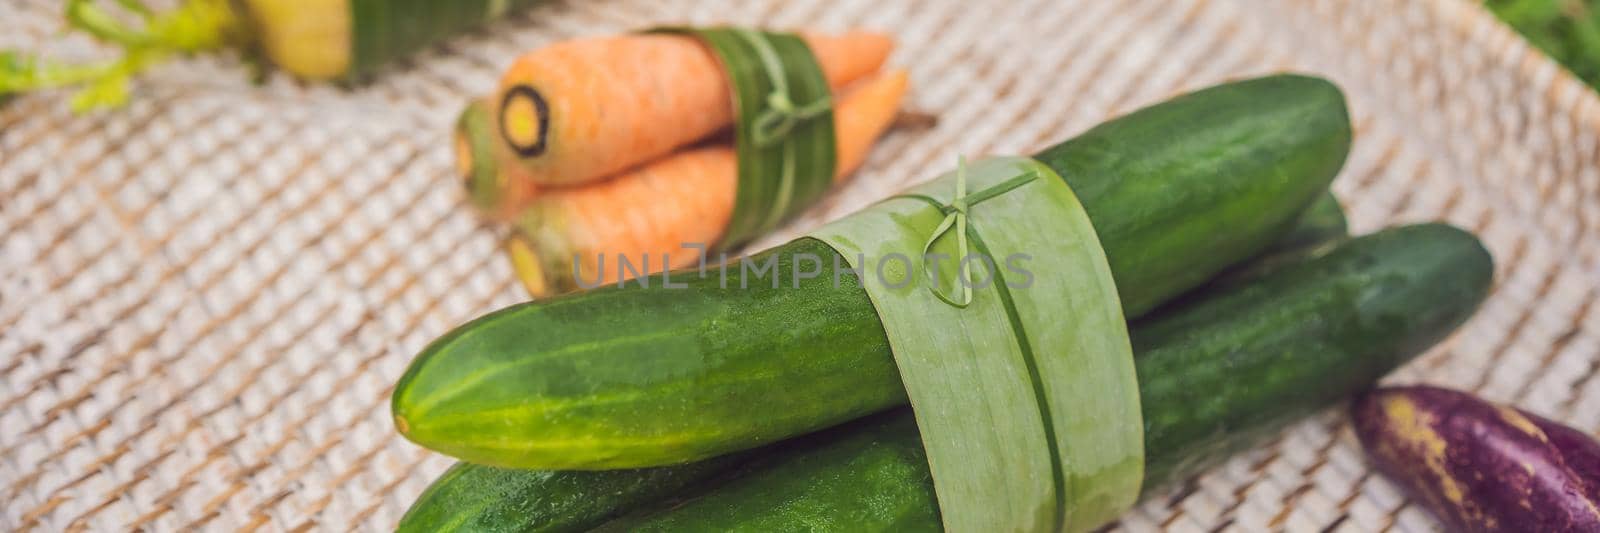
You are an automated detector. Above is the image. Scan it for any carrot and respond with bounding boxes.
[455,99,542,221]
[830,69,911,180]
[492,31,893,188]
[506,70,909,297]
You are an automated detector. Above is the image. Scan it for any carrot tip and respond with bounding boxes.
[893,109,938,130]
[453,129,476,190]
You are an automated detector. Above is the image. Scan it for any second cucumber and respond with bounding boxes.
[599,223,1494,530]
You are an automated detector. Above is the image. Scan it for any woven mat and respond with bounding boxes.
[3,0,1598,531]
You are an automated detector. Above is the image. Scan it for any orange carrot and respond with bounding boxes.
[507,70,910,297]
[492,31,893,188]
[454,98,541,221]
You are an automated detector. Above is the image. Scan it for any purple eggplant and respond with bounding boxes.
[1351,385,1600,532]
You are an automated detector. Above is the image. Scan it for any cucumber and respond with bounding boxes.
[597,412,940,532]
[1181,192,1347,295]
[397,452,748,533]
[1031,77,1351,314]
[396,418,903,533]
[391,74,1353,470]
[599,223,1495,531]
[1132,223,1491,488]
[245,0,542,80]
[395,196,1348,532]
[1267,191,1346,254]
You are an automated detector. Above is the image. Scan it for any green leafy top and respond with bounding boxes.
[0,0,243,110]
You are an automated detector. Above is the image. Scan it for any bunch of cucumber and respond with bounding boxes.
[391,75,1496,531]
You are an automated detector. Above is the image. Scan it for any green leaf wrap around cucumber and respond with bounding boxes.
[598,223,1495,531]
[391,74,1354,470]
[346,0,540,78]
[245,0,542,80]
[397,196,1350,533]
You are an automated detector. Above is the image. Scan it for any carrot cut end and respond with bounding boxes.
[500,85,551,158]
[507,236,552,298]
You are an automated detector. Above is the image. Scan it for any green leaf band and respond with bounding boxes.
[654,27,837,250]
[806,156,1144,532]
[901,156,1040,307]
[348,0,541,79]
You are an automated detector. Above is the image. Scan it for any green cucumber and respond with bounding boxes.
[599,223,1495,531]
[1180,192,1347,295]
[397,452,749,533]
[1132,223,1491,488]
[1267,192,1347,254]
[246,0,542,80]
[392,74,1353,470]
[597,411,940,532]
[394,195,1348,532]
[345,0,543,78]
[1030,77,1350,314]
[396,417,898,533]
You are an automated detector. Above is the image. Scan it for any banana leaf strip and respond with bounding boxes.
[806,156,1143,532]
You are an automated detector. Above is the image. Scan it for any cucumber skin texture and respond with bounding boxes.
[1183,192,1347,295]
[396,453,746,533]
[347,0,541,78]
[1133,223,1492,488]
[596,412,941,533]
[392,74,1353,469]
[606,223,1495,531]
[1268,192,1347,254]
[1035,74,1351,315]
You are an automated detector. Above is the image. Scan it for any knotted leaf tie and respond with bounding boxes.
[734,28,833,147]
[915,156,1039,307]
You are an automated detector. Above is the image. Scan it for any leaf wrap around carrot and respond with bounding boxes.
[487,30,892,190]
[501,69,909,296]
[656,27,837,249]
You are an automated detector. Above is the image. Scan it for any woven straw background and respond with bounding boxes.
[2,0,1598,531]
